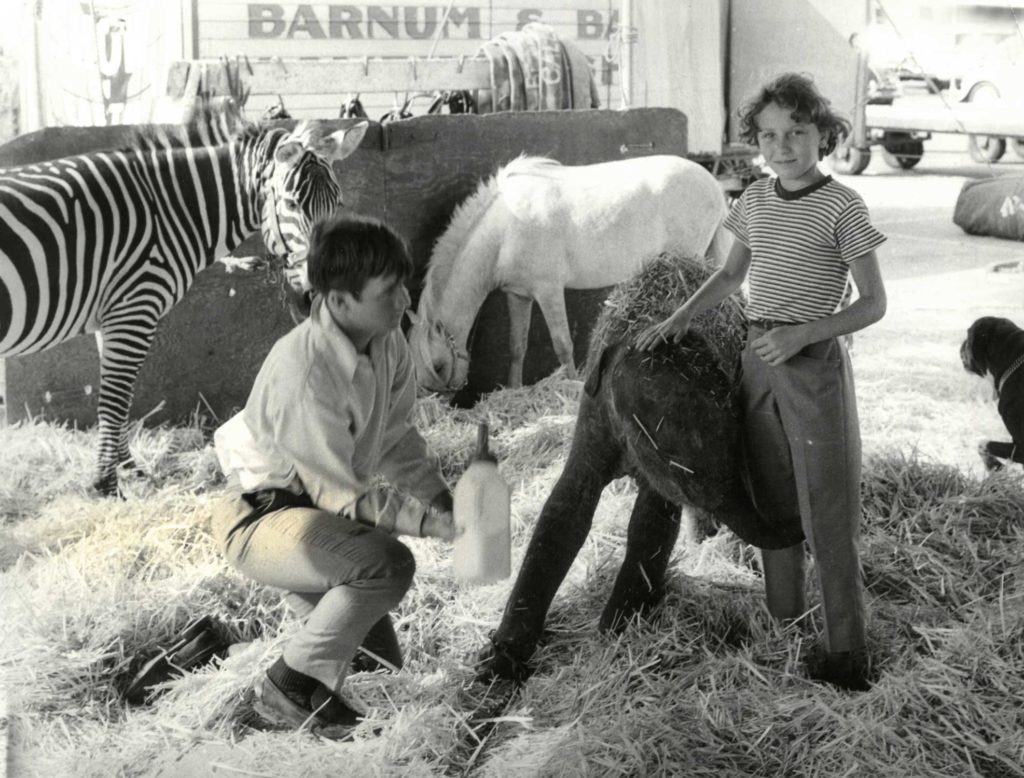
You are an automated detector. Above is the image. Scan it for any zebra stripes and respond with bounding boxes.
[0,114,368,494]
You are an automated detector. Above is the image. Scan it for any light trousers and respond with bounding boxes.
[211,493,415,694]
[741,329,866,654]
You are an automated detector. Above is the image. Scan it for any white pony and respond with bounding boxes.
[407,154,731,394]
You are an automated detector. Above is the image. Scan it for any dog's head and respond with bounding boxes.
[961,316,1022,380]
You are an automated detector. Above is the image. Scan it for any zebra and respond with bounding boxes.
[0,110,369,495]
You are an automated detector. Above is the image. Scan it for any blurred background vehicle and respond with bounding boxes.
[953,35,1024,162]
[859,21,959,95]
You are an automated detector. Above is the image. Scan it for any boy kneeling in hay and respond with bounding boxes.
[212,213,455,738]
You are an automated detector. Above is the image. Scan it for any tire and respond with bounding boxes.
[830,145,870,175]
[1011,139,1024,160]
[966,82,1006,163]
[968,135,1007,163]
[881,133,924,169]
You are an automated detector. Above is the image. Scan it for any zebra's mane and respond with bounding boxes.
[421,172,502,312]
[128,100,255,151]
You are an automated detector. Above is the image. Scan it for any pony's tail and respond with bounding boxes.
[705,222,733,269]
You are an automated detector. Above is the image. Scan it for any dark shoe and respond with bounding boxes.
[978,443,1003,472]
[809,649,872,692]
[352,615,403,673]
[253,674,364,739]
[124,616,228,705]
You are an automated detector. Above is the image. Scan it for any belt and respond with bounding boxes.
[747,318,800,330]
[219,488,315,541]
[241,488,314,521]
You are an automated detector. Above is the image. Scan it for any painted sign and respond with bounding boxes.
[239,4,620,43]
[31,1,181,127]
[194,1,624,113]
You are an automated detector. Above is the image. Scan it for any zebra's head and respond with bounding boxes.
[261,120,369,301]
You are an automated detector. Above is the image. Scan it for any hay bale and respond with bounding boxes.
[586,251,747,398]
[5,329,1024,777]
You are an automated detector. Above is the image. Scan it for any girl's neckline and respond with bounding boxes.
[773,175,832,200]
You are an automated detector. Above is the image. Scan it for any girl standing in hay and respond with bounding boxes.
[637,72,887,691]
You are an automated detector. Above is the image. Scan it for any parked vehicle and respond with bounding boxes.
[955,36,1024,162]
[860,23,956,94]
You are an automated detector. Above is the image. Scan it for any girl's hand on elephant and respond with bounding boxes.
[636,308,692,351]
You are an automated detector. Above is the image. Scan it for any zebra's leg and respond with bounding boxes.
[93,311,159,496]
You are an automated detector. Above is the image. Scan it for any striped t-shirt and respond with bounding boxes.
[723,176,886,324]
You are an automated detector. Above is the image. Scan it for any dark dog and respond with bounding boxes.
[960,316,1024,470]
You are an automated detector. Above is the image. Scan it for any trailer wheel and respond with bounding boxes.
[968,135,1007,164]
[881,133,924,169]
[830,145,870,175]
[966,82,1006,163]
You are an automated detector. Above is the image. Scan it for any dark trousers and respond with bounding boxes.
[741,327,866,654]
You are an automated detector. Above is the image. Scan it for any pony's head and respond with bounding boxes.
[260,119,369,298]
[407,310,470,394]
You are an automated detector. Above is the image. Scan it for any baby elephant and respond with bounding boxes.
[961,316,1024,470]
[476,254,803,684]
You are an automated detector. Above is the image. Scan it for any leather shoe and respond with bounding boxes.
[809,649,872,692]
[124,616,228,704]
[253,674,364,739]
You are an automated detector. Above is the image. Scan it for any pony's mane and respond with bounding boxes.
[421,155,561,310]
[420,172,501,310]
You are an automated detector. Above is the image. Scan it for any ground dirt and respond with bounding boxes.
[829,131,1024,475]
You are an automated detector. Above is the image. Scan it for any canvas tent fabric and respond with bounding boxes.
[633,0,725,155]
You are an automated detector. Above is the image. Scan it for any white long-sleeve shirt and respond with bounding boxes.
[214,297,448,526]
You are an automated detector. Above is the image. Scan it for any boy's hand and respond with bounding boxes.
[421,509,456,542]
[636,309,692,351]
[421,488,456,541]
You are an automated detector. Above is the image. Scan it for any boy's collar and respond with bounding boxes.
[313,295,363,382]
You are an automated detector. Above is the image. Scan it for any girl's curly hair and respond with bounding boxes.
[737,73,851,159]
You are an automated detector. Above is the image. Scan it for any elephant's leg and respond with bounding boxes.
[600,482,681,633]
[505,292,533,388]
[533,287,576,379]
[479,396,620,682]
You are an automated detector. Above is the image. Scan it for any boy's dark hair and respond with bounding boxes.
[306,211,414,298]
[738,72,851,159]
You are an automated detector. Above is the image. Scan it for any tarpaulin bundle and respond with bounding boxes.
[953,176,1024,241]
[475,23,600,113]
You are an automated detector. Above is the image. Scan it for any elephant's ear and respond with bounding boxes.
[584,346,615,397]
